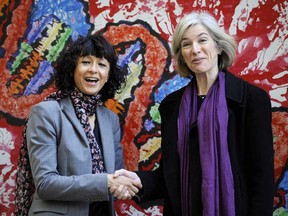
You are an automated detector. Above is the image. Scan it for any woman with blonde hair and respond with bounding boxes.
[114,11,274,216]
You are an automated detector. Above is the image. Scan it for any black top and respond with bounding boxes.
[189,96,205,214]
[89,116,110,216]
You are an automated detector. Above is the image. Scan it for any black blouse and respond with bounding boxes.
[89,116,110,216]
[189,95,205,215]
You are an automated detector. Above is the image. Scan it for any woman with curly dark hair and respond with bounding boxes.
[55,34,126,102]
[14,34,142,216]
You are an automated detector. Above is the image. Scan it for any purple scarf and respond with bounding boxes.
[14,88,105,215]
[177,71,235,216]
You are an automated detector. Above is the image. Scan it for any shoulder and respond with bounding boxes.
[98,105,118,120]
[28,100,63,125]
[245,83,271,110]
[159,85,186,110]
[98,105,117,115]
[30,100,61,113]
[246,81,270,98]
[227,71,269,97]
[225,70,271,105]
[27,100,62,128]
[225,70,267,92]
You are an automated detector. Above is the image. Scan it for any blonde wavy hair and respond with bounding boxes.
[172,11,237,77]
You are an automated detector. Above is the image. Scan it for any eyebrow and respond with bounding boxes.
[181,32,209,42]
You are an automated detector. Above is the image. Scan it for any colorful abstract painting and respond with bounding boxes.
[0,0,287,215]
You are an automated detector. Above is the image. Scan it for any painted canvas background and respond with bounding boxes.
[0,0,287,215]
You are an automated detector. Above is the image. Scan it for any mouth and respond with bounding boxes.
[85,77,99,83]
[192,58,204,63]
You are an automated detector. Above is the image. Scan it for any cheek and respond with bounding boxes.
[102,70,110,82]
[181,53,185,61]
[213,50,220,60]
[73,74,81,88]
[181,51,189,62]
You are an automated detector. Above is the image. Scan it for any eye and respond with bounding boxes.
[82,60,90,65]
[181,41,191,48]
[99,63,107,67]
[199,37,208,43]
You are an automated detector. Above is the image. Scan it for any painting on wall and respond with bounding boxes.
[0,0,287,215]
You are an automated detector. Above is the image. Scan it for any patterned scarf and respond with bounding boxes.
[14,87,105,215]
[177,71,235,216]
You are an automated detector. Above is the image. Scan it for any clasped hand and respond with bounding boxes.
[108,169,142,200]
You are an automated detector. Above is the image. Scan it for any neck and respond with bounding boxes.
[195,71,218,95]
[88,114,96,130]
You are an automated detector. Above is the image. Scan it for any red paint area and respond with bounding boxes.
[273,111,288,182]
[0,0,54,120]
[0,0,287,215]
[103,23,168,170]
[114,199,163,215]
[0,117,24,213]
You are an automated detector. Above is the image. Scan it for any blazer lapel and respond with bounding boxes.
[60,97,89,146]
[97,106,115,173]
[60,97,115,174]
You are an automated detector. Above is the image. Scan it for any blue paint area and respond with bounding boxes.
[279,169,288,191]
[29,0,90,40]
[24,60,54,96]
[8,0,87,97]
[144,119,155,131]
[117,40,142,69]
[26,14,60,44]
[154,74,190,103]
[0,47,5,58]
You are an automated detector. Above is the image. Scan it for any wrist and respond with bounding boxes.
[107,174,113,188]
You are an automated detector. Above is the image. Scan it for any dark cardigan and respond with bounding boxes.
[136,70,274,216]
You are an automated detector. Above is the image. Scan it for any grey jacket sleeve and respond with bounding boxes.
[27,101,109,202]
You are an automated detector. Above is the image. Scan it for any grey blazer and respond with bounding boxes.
[26,96,124,215]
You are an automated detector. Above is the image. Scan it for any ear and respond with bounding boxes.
[218,47,222,55]
[216,43,222,55]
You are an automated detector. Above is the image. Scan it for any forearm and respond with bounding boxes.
[246,88,274,215]
[135,169,165,202]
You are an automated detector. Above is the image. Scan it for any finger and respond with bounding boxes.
[112,184,124,197]
[109,186,117,194]
[116,186,129,200]
[113,169,125,178]
[128,184,139,194]
[132,179,142,189]
[123,189,132,200]
[127,188,135,197]
[124,190,132,200]
[113,172,120,178]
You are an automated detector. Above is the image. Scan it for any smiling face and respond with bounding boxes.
[74,55,110,95]
[181,24,221,77]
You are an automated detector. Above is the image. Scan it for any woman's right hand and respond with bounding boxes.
[107,169,142,200]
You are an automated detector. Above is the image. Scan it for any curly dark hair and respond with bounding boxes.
[54,34,127,102]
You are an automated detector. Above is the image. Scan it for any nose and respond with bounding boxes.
[90,63,98,73]
[192,43,201,54]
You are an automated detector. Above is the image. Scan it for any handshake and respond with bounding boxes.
[107,169,142,200]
